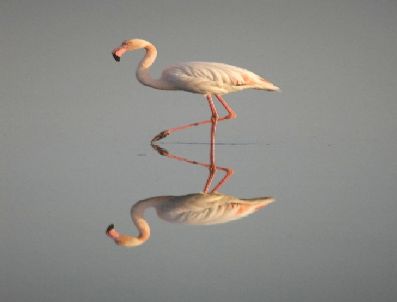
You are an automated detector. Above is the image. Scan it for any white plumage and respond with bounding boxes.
[162,62,272,94]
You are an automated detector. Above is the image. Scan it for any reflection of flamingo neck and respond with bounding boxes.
[129,197,157,242]
[107,196,172,247]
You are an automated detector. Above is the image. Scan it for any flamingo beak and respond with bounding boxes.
[112,46,127,62]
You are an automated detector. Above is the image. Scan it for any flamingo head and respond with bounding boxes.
[112,39,150,62]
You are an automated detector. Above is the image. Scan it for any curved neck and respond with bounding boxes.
[126,196,173,246]
[138,43,158,69]
[129,198,153,243]
[107,195,173,248]
[135,44,175,90]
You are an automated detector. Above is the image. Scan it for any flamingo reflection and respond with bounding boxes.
[106,143,274,247]
[106,192,274,247]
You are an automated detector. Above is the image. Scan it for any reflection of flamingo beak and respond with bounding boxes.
[106,224,120,239]
[112,46,127,62]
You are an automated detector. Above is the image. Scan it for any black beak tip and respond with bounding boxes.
[106,224,115,233]
[112,53,120,62]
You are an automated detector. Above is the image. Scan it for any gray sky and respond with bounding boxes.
[1,0,397,301]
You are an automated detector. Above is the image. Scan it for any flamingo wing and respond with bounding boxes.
[162,62,265,94]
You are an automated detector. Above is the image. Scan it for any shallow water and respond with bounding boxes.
[2,0,397,301]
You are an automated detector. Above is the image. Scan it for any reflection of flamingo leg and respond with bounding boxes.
[203,163,216,193]
[151,94,237,142]
[151,143,234,193]
[211,167,234,192]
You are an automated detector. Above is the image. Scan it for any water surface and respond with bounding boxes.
[2,0,397,301]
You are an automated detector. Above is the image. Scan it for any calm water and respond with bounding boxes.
[2,1,397,301]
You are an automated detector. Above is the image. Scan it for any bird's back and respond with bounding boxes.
[162,62,272,95]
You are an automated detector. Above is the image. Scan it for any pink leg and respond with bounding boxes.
[151,94,237,142]
[206,95,218,161]
[214,95,237,119]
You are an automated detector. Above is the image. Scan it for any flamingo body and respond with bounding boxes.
[161,62,278,95]
[112,39,280,142]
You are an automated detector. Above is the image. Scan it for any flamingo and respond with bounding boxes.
[112,38,280,143]
[106,192,275,247]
